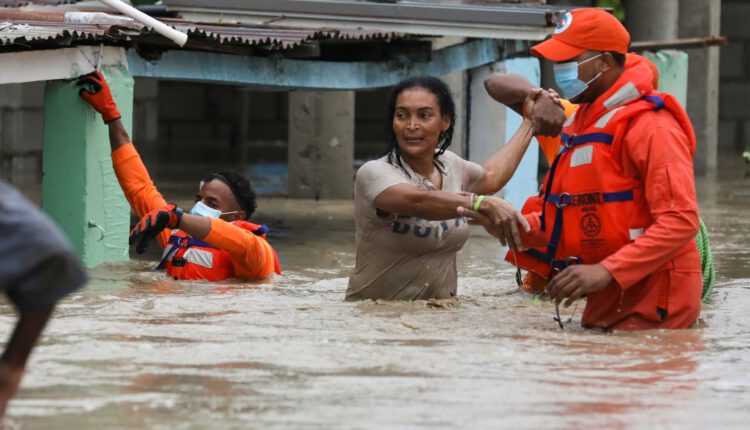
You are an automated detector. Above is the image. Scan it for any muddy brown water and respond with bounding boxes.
[1,158,749,429]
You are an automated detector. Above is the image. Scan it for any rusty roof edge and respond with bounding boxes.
[162,0,560,27]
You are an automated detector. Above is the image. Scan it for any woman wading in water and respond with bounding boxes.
[347,76,556,301]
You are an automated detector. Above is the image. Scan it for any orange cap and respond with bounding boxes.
[531,8,630,62]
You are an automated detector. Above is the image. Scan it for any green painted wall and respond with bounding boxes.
[644,50,689,108]
[42,65,133,267]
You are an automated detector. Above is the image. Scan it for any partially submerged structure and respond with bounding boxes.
[1,0,713,269]
[0,0,571,267]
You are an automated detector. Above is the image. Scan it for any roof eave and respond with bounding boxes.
[174,10,554,41]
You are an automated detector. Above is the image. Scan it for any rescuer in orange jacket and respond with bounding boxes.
[479,8,702,330]
[491,53,662,295]
[76,72,281,281]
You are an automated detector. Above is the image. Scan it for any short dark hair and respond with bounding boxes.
[609,51,626,67]
[383,76,456,171]
[202,171,257,219]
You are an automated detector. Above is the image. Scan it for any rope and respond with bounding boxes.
[696,218,715,302]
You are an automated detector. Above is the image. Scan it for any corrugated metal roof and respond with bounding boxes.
[164,0,560,27]
[0,13,401,50]
[161,0,562,41]
[175,23,399,49]
[0,21,113,45]
[0,0,555,52]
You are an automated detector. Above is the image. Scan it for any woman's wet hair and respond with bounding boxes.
[382,76,456,172]
[202,171,257,219]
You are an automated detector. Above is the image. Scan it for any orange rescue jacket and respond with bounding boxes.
[158,220,281,281]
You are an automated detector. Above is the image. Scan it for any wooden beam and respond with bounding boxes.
[630,36,727,51]
[0,46,128,84]
[317,39,432,62]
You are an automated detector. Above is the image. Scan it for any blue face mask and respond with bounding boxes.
[189,201,238,219]
[553,54,603,100]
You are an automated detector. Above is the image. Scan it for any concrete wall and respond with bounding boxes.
[720,0,750,152]
[133,78,160,169]
[469,58,541,210]
[643,50,689,108]
[288,91,355,200]
[155,82,394,165]
[0,79,161,202]
[0,82,45,202]
[0,78,399,199]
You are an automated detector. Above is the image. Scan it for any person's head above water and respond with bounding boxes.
[193,171,257,222]
[531,8,630,104]
[384,76,456,168]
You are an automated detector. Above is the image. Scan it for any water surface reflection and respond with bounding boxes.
[2,159,749,429]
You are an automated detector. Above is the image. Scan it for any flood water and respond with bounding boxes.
[2,158,749,429]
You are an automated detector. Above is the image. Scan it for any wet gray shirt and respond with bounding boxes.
[347,151,483,301]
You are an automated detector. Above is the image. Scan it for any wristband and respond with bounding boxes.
[473,195,485,212]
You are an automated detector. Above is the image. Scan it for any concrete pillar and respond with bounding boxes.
[468,57,540,210]
[133,78,159,173]
[441,71,468,158]
[624,0,679,41]
[288,91,354,199]
[643,50,689,107]
[719,0,750,153]
[237,89,251,165]
[432,37,469,159]
[679,0,721,175]
[42,64,132,267]
[468,64,506,169]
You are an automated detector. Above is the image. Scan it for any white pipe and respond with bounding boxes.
[97,0,188,47]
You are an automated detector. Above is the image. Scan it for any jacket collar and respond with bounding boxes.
[573,62,655,131]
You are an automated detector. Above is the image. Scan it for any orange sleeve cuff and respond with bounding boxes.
[111,142,166,216]
[204,218,278,279]
[599,258,625,288]
[112,142,137,164]
[520,212,547,249]
[111,142,170,248]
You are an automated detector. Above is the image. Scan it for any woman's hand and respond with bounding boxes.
[523,90,537,125]
[457,196,530,250]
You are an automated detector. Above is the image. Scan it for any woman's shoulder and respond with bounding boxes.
[356,156,401,180]
[358,156,389,170]
[438,150,474,171]
[439,150,469,165]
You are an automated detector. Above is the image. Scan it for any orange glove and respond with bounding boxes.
[76,71,121,123]
[129,204,183,254]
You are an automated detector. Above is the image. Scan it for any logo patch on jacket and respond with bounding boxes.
[581,213,602,237]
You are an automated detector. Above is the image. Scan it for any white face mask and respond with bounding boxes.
[189,201,238,219]
[553,53,603,100]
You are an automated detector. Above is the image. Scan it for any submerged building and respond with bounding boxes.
[0,0,727,267]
